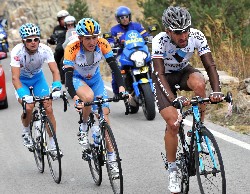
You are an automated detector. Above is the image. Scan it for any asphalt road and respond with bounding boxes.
[0,57,250,194]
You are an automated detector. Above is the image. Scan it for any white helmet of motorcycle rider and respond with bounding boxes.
[57,10,69,21]
[64,15,76,29]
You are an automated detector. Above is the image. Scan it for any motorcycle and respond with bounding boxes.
[0,24,9,59]
[104,26,157,120]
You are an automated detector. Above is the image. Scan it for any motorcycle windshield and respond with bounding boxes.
[124,30,145,50]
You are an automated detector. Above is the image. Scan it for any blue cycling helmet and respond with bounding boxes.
[19,23,41,39]
[115,6,132,23]
[76,18,101,36]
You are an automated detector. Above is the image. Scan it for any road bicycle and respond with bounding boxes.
[77,95,128,194]
[22,87,69,184]
[162,92,233,194]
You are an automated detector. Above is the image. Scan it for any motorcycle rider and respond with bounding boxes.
[107,6,151,97]
[62,15,77,49]
[47,10,69,84]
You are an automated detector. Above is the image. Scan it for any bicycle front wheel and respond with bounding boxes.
[195,126,226,194]
[30,116,44,173]
[102,122,123,194]
[43,117,62,184]
[177,128,190,194]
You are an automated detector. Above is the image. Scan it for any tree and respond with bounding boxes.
[67,0,92,23]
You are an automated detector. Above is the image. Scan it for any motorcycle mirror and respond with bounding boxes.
[102,32,112,39]
[148,24,158,33]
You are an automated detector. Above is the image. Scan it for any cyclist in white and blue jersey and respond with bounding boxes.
[10,23,62,154]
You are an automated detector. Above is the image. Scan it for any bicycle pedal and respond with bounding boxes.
[28,147,34,152]
[82,150,90,161]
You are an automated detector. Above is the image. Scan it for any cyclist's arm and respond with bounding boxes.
[152,58,176,102]
[200,52,221,92]
[48,62,61,82]
[64,65,77,99]
[11,66,22,90]
[106,56,124,88]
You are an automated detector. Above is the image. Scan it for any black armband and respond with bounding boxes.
[65,67,76,99]
[106,57,124,87]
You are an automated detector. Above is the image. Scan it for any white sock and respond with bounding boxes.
[168,162,177,173]
[22,126,30,134]
[108,152,116,162]
[80,122,88,132]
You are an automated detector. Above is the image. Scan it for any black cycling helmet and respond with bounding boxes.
[115,6,132,23]
[162,6,191,30]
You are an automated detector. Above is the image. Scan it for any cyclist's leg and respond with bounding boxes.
[15,78,35,147]
[73,76,94,148]
[181,65,206,121]
[152,73,181,193]
[73,76,94,123]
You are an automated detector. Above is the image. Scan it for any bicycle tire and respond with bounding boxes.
[88,123,103,186]
[177,127,190,194]
[195,126,226,194]
[102,122,123,194]
[43,117,62,184]
[30,112,44,173]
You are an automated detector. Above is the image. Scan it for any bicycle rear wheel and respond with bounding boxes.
[195,126,226,194]
[102,122,123,194]
[30,113,44,173]
[43,117,62,184]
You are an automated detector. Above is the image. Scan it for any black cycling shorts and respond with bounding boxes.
[152,65,202,112]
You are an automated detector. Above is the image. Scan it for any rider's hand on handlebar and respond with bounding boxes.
[209,92,224,103]
[22,95,34,103]
[74,99,84,111]
[118,86,129,98]
[173,96,190,107]
[51,90,61,100]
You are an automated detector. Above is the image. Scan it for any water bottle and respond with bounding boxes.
[91,125,100,147]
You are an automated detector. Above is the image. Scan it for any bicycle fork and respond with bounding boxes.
[195,130,217,172]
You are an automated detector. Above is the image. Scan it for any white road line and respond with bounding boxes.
[105,85,250,151]
[183,119,250,151]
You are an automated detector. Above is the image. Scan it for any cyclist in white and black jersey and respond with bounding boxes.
[151,6,223,193]
[10,23,62,155]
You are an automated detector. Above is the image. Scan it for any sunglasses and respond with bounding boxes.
[67,23,74,27]
[171,27,190,35]
[119,15,129,20]
[24,37,40,43]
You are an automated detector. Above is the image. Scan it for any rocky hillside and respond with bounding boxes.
[0,0,143,48]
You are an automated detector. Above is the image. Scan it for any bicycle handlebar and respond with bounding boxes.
[83,95,128,107]
[22,90,69,119]
[173,91,233,109]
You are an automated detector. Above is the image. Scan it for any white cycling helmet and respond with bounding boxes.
[57,10,69,20]
[64,16,76,24]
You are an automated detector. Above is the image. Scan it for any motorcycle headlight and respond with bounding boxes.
[0,34,4,40]
[130,51,147,67]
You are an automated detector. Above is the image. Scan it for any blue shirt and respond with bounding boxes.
[108,22,149,45]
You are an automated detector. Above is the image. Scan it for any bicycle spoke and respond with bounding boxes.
[88,143,102,186]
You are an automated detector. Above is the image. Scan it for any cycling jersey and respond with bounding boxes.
[10,43,55,78]
[152,28,210,73]
[108,22,149,44]
[63,37,113,81]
